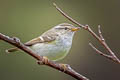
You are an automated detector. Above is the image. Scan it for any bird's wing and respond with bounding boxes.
[25,31,58,46]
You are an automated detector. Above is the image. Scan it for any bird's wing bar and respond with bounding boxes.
[25,36,56,46]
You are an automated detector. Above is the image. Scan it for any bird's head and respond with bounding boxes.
[53,23,80,36]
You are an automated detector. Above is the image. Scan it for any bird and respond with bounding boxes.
[6,23,80,63]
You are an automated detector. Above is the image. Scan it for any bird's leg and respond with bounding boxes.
[59,63,69,72]
[42,56,49,64]
[37,57,68,72]
[37,56,49,65]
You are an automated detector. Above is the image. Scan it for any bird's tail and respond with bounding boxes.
[6,47,19,53]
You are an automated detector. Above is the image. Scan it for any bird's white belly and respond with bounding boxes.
[31,42,71,61]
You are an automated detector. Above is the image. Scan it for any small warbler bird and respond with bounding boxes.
[6,23,80,62]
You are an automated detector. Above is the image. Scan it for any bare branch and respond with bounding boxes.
[89,43,113,60]
[53,3,120,64]
[98,25,104,41]
[90,42,120,63]
[53,3,100,41]
[53,3,84,28]
[0,33,89,80]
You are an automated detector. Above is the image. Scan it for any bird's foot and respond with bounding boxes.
[59,63,69,72]
[37,56,49,65]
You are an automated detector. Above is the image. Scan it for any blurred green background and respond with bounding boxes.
[0,0,120,80]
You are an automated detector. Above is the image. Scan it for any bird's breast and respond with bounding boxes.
[31,35,73,61]
[56,35,73,48]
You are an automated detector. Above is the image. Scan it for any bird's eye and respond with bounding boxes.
[64,27,68,30]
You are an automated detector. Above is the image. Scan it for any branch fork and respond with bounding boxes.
[89,25,120,63]
[0,2,120,80]
[53,3,120,64]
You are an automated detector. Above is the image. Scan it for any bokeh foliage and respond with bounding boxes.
[0,0,120,80]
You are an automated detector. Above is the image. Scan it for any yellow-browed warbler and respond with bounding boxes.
[6,23,80,61]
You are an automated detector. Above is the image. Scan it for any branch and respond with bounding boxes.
[53,3,120,64]
[0,33,89,80]
[89,43,113,60]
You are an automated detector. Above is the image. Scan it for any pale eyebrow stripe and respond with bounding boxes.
[55,27,65,29]
[60,24,72,26]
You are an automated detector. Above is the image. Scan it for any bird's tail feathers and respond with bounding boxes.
[6,47,19,53]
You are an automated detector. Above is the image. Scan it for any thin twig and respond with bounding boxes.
[0,33,89,80]
[98,25,104,41]
[53,3,84,28]
[89,43,113,60]
[53,3,120,64]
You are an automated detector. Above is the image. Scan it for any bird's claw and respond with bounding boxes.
[37,56,49,65]
[59,63,68,72]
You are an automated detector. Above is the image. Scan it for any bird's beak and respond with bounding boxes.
[71,27,80,31]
